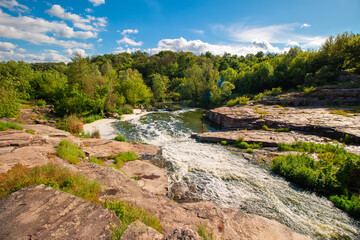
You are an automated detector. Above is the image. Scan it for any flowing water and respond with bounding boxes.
[113,109,359,239]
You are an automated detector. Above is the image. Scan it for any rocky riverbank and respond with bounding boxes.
[0,120,310,239]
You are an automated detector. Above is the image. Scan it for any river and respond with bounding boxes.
[112,109,359,239]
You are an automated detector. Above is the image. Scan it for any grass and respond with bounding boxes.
[104,200,162,238]
[0,164,101,202]
[226,96,250,107]
[234,137,262,149]
[114,152,137,168]
[0,121,23,131]
[89,157,106,166]
[197,224,214,240]
[329,109,355,117]
[91,128,101,138]
[254,106,269,115]
[25,129,35,134]
[220,141,228,145]
[114,134,127,142]
[56,140,85,165]
[272,142,360,217]
[60,115,83,134]
[246,148,254,153]
[82,114,103,124]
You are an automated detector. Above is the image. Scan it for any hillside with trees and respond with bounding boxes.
[1,32,359,118]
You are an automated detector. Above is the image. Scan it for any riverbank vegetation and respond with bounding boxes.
[272,142,360,217]
[0,32,359,119]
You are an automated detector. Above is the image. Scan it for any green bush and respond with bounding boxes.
[36,99,46,106]
[0,121,23,131]
[0,164,101,202]
[220,141,228,145]
[271,143,360,217]
[0,87,20,118]
[114,134,127,142]
[104,200,162,238]
[56,140,85,165]
[25,129,35,134]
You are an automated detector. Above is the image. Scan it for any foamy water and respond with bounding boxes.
[113,109,359,239]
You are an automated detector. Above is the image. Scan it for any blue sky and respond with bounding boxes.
[0,0,359,62]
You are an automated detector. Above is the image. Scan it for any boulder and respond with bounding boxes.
[0,185,120,240]
[164,227,203,240]
[120,220,163,240]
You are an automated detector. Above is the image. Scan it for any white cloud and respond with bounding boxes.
[97,38,103,43]
[89,0,105,7]
[212,23,326,49]
[0,0,29,12]
[65,48,87,56]
[46,5,87,23]
[116,28,143,47]
[189,29,205,35]
[121,29,139,35]
[147,37,284,56]
[114,47,141,54]
[46,4,107,32]
[301,23,311,28]
[0,47,70,63]
[0,41,16,51]
[117,36,143,47]
[85,8,93,13]
[0,9,93,48]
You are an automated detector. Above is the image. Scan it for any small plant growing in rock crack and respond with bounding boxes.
[56,140,85,165]
[104,200,162,239]
[0,121,23,131]
[197,224,214,240]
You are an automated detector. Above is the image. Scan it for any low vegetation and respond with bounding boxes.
[272,142,360,217]
[82,114,103,124]
[105,200,162,238]
[56,140,85,165]
[197,224,214,240]
[25,129,35,134]
[262,124,290,132]
[114,134,127,142]
[234,137,262,149]
[0,164,101,202]
[114,151,137,167]
[60,115,83,134]
[254,106,269,115]
[0,121,23,131]
[226,96,250,106]
[89,157,106,166]
[329,109,355,117]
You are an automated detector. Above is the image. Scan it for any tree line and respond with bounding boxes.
[0,32,359,118]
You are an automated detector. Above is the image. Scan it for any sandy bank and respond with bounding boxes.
[83,118,119,140]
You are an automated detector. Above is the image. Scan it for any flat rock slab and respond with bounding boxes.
[192,130,297,147]
[205,105,360,143]
[82,138,162,158]
[121,160,168,196]
[0,185,120,240]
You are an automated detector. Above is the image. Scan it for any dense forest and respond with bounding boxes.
[1,32,359,118]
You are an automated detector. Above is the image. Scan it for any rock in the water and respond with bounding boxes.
[204,105,360,143]
[0,185,120,240]
[120,220,163,240]
[164,227,203,240]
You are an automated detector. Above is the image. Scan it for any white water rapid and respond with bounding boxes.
[112,109,359,239]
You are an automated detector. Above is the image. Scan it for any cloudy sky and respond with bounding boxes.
[0,0,359,62]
